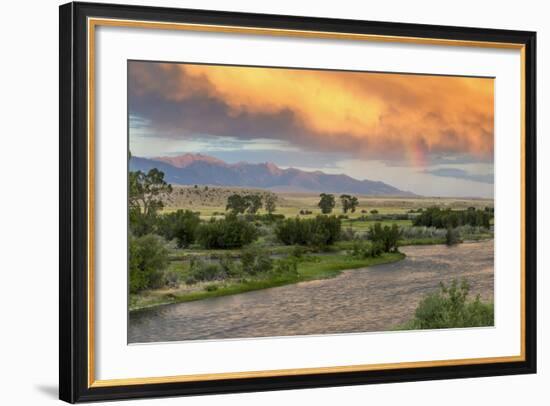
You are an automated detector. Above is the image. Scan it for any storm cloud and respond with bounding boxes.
[128,61,494,164]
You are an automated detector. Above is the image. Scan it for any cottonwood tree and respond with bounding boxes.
[129,168,172,216]
[264,194,277,215]
[226,194,248,214]
[245,194,263,214]
[318,193,335,214]
[129,169,172,236]
[340,194,359,214]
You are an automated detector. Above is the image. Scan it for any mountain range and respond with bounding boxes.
[129,153,415,196]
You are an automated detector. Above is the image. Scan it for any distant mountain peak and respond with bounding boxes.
[264,162,283,175]
[131,153,416,196]
[154,153,226,168]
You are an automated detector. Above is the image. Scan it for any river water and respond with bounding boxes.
[129,240,494,343]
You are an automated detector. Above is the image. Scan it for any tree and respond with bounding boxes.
[413,207,492,229]
[129,234,169,293]
[318,193,335,214]
[264,194,277,215]
[226,194,248,214]
[157,210,201,248]
[349,196,359,213]
[129,168,172,216]
[129,169,172,236]
[340,194,359,213]
[244,194,263,214]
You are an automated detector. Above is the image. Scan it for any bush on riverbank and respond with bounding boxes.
[241,247,273,275]
[401,226,446,240]
[271,257,299,278]
[399,279,494,330]
[130,251,406,310]
[275,215,341,247]
[185,259,227,284]
[196,214,259,249]
[445,227,461,246]
[369,223,402,253]
[129,234,169,293]
[349,240,384,258]
[185,248,299,285]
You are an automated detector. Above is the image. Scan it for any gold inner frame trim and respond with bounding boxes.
[87,17,527,388]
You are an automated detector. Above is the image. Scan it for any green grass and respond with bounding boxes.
[297,253,404,279]
[130,252,404,311]
[341,218,412,231]
[398,237,447,246]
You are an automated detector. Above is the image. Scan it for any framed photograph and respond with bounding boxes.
[59,2,536,403]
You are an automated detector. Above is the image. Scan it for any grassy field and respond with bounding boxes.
[162,186,493,220]
[130,187,494,311]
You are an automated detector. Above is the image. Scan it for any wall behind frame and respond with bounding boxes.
[0,0,546,405]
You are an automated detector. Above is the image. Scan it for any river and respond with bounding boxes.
[129,240,494,343]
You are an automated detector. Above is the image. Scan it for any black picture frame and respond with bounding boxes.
[59,1,537,403]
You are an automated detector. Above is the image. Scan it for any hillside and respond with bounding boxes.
[130,154,415,196]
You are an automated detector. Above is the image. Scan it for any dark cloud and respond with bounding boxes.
[128,61,494,163]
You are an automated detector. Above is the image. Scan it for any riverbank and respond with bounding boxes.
[129,240,494,343]
[130,251,405,311]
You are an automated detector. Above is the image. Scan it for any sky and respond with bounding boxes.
[128,61,494,198]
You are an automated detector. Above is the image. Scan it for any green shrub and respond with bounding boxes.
[272,257,299,277]
[445,227,461,246]
[402,279,494,330]
[275,215,341,247]
[370,240,385,257]
[369,223,402,253]
[339,227,356,241]
[349,240,384,258]
[240,247,273,276]
[197,214,259,249]
[219,255,242,278]
[129,208,158,237]
[350,241,366,258]
[164,269,181,288]
[157,209,200,248]
[129,234,169,293]
[401,226,446,240]
[186,259,226,284]
[290,245,307,259]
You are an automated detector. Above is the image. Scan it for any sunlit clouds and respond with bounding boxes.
[128,61,494,197]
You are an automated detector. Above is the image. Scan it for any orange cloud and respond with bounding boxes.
[129,62,494,164]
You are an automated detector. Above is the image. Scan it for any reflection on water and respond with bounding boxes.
[129,240,494,343]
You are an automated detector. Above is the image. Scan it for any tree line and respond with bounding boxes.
[225,193,277,215]
[412,207,492,229]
